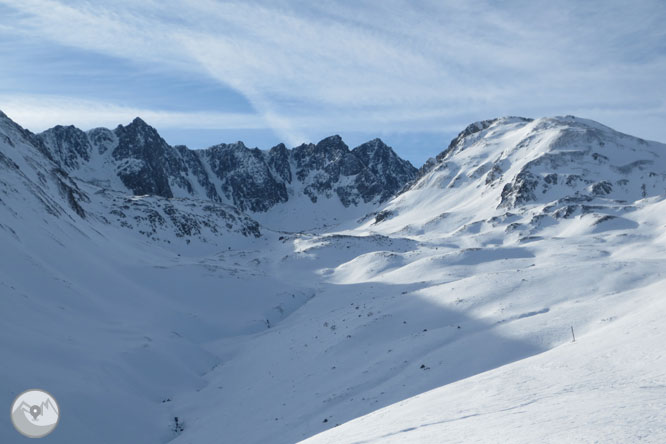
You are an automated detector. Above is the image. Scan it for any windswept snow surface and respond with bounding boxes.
[301,277,666,444]
[2,114,666,443]
[298,117,666,443]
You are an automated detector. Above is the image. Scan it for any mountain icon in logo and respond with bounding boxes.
[11,389,60,438]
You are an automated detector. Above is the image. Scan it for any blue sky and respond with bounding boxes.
[1,0,665,166]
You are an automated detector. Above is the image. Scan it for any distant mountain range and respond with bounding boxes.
[35,116,417,220]
[2,109,664,243]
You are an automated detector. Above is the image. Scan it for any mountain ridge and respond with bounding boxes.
[33,115,418,223]
[363,115,666,243]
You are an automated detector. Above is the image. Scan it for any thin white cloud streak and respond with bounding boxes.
[0,94,469,136]
[0,95,267,132]
[0,0,665,142]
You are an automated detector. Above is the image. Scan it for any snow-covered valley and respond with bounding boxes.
[1,112,665,443]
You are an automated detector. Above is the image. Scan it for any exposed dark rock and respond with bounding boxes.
[112,118,176,198]
[591,181,613,195]
[201,142,288,212]
[38,125,91,169]
[499,171,539,208]
[38,119,417,214]
[352,138,418,201]
[267,143,292,184]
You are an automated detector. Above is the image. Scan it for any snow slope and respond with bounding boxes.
[0,111,290,442]
[300,117,666,443]
[2,112,665,443]
[360,116,665,239]
[168,118,666,443]
[301,277,666,444]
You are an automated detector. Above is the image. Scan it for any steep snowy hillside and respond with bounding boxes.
[37,119,417,231]
[0,111,291,443]
[2,111,665,444]
[302,199,666,443]
[163,117,666,443]
[298,116,666,443]
[362,116,666,240]
[0,111,263,249]
[302,270,666,444]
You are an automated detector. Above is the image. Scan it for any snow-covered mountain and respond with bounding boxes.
[301,116,666,443]
[363,115,665,239]
[0,110,263,254]
[2,111,665,444]
[37,118,417,231]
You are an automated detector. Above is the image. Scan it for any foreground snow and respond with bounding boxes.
[302,277,666,444]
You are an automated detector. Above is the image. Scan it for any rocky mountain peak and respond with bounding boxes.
[32,115,422,227]
[108,118,177,198]
[312,135,349,159]
[380,115,666,239]
[352,138,395,162]
[0,110,40,147]
[0,109,10,122]
[292,135,349,178]
[116,117,162,143]
[316,134,344,147]
[351,138,418,201]
[446,117,533,159]
[39,125,92,169]
[127,116,152,130]
[417,117,534,177]
[267,143,291,184]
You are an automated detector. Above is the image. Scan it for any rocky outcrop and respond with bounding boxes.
[0,111,264,243]
[37,120,418,214]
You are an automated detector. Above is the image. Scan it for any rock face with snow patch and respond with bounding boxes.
[0,112,262,245]
[352,138,420,201]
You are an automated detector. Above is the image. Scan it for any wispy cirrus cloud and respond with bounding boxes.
[0,94,267,131]
[0,0,665,157]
